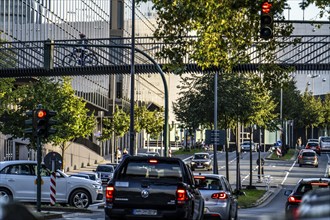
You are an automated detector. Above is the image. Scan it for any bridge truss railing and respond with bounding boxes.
[0,35,329,77]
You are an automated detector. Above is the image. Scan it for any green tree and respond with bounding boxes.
[51,77,96,170]
[99,105,130,157]
[0,77,96,169]
[321,94,330,134]
[145,108,164,151]
[137,0,293,76]
[300,89,324,140]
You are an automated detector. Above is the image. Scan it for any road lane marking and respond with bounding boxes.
[281,159,297,185]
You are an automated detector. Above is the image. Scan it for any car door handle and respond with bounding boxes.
[8,179,15,182]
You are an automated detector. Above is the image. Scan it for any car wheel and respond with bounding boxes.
[69,189,91,208]
[0,188,12,203]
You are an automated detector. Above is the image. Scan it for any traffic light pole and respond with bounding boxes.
[37,136,42,212]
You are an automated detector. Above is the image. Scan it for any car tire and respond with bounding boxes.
[0,188,13,203]
[69,189,91,209]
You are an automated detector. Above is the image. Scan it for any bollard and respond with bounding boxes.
[50,171,56,206]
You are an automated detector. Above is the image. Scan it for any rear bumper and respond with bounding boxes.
[191,163,212,170]
[105,204,191,219]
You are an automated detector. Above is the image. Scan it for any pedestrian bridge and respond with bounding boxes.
[0,35,329,78]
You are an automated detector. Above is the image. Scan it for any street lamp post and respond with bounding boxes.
[308,74,320,139]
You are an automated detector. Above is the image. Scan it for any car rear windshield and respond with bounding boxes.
[321,137,330,142]
[117,160,182,181]
[307,143,318,147]
[302,152,316,157]
[296,182,330,194]
[194,177,223,190]
[96,166,114,172]
[194,154,209,159]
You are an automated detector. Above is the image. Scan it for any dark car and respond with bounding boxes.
[93,164,115,185]
[104,156,204,220]
[194,173,238,220]
[190,152,213,171]
[297,149,319,167]
[284,178,330,219]
[296,188,330,220]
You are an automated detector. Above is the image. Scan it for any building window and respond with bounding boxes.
[117,1,124,29]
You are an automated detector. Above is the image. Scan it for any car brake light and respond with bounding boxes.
[194,176,206,179]
[311,182,328,186]
[288,196,301,203]
[106,186,114,202]
[149,159,158,164]
[176,188,188,204]
[211,192,228,200]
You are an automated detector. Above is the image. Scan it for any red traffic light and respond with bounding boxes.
[36,109,47,119]
[261,1,272,14]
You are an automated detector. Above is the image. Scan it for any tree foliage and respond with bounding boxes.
[300,89,324,138]
[0,77,96,169]
[173,72,277,131]
[137,0,293,75]
[321,94,330,130]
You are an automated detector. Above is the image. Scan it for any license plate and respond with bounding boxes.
[197,165,203,168]
[102,178,108,181]
[133,209,157,216]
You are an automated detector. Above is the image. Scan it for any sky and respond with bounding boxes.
[281,1,328,21]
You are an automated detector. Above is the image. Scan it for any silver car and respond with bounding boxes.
[240,141,257,152]
[70,172,102,185]
[194,173,238,220]
[298,149,319,168]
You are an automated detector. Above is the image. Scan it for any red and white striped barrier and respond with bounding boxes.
[50,171,56,205]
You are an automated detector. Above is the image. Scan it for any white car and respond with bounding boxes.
[0,160,103,208]
[240,141,257,152]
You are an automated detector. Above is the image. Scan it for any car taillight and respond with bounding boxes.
[176,188,188,204]
[288,196,301,203]
[211,192,228,200]
[314,156,317,160]
[298,155,302,159]
[306,146,310,149]
[106,186,114,203]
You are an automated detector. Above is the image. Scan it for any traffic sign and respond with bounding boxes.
[205,130,225,145]
[44,152,62,171]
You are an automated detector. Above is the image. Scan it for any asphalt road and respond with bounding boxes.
[45,150,330,220]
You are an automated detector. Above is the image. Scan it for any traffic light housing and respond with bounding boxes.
[24,110,35,135]
[46,110,57,137]
[35,109,47,136]
[260,1,273,40]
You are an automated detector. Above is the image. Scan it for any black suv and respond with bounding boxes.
[104,156,204,220]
